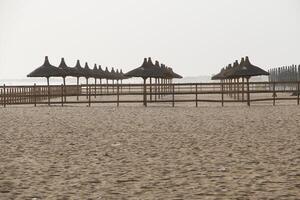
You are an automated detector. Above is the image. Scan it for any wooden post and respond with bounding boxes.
[233,78,236,100]
[143,78,147,107]
[47,77,50,106]
[61,84,64,107]
[297,81,300,105]
[242,77,245,101]
[237,78,240,101]
[247,78,250,106]
[34,84,37,107]
[158,79,160,99]
[195,84,198,107]
[19,87,24,103]
[94,78,97,98]
[221,80,224,107]
[150,78,152,101]
[273,82,276,106]
[63,77,66,102]
[88,85,91,107]
[155,78,157,102]
[117,82,120,107]
[106,79,109,94]
[172,84,175,107]
[77,77,80,101]
[3,84,6,108]
[86,77,88,99]
[120,80,123,93]
[100,79,102,94]
[229,79,232,98]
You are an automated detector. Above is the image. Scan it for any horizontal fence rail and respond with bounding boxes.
[0,81,300,107]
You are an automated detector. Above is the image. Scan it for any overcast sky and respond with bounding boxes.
[0,0,299,79]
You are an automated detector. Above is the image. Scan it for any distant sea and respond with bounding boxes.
[0,75,268,86]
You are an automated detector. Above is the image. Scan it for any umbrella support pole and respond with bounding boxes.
[229,79,232,98]
[121,80,122,93]
[47,77,50,106]
[247,78,250,106]
[221,80,224,107]
[86,78,88,99]
[63,77,66,103]
[150,78,152,102]
[226,79,228,96]
[77,77,79,101]
[155,78,157,102]
[164,79,165,97]
[158,79,160,99]
[143,78,147,107]
[237,78,240,101]
[94,78,97,98]
[242,77,245,101]
[106,79,109,94]
[233,79,236,100]
[100,79,102,95]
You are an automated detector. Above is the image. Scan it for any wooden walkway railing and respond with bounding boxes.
[0,81,299,107]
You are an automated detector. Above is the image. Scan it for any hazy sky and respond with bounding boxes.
[0,0,299,79]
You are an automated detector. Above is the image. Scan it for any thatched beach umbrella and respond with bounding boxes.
[97,65,105,94]
[58,57,73,101]
[103,67,112,93]
[27,56,66,105]
[119,69,127,82]
[170,69,183,79]
[212,66,232,97]
[211,67,227,80]
[110,67,118,93]
[152,61,165,100]
[225,60,240,100]
[72,60,86,100]
[228,57,269,78]
[83,62,93,98]
[125,57,159,106]
[227,57,269,105]
[92,64,100,98]
[118,69,128,92]
[160,64,172,97]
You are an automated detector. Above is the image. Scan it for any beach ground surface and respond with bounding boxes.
[0,104,299,199]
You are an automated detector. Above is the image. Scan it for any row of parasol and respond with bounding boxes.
[27,56,182,86]
[28,56,127,87]
[211,56,269,105]
[211,56,269,81]
[27,56,182,105]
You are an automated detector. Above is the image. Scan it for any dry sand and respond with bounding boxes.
[0,103,300,199]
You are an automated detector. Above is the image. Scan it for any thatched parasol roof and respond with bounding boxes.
[125,57,160,79]
[83,62,93,78]
[110,67,119,80]
[225,60,239,78]
[58,57,80,77]
[119,69,128,80]
[103,67,114,79]
[153,61,165,78]
[211,67,226,80]
[170,68,183,79]
[27,56,66,78]
[160,64,173,79]
[92,64,101,79]
[72,60,86,77]
[96,65,106,79]
[227,57,269,78]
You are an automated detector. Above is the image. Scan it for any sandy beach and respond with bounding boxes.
[0,104,299,200]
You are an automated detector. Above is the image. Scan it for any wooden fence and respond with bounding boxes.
[0,81,299,107]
